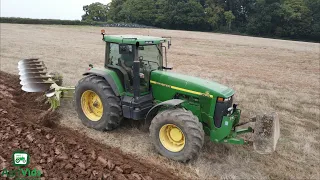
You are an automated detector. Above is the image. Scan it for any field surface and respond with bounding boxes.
[1,23,319,179]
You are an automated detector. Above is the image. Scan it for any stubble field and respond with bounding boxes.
[1,23,319,179]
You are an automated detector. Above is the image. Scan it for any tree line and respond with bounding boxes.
[0,17,155,28]
[82,0,320,41]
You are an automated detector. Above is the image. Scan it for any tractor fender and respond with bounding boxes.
[83,68,121,96]
[145,99,184,121]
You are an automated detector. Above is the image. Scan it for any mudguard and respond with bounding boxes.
[83,68,124,96]
[145,99,184,121]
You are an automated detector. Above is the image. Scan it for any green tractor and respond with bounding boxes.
[18,30,280,162]
[15,157,26,164]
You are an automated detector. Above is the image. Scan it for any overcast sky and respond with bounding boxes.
[0,0,111,20]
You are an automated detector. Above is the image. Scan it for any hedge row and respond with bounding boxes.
[0,17,85,25]
[0,17,157,28]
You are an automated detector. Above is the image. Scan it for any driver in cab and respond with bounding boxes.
[118,52,145,81]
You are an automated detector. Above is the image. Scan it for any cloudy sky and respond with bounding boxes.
[0,0,111,20]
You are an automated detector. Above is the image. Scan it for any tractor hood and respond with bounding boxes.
[150,70,234,99]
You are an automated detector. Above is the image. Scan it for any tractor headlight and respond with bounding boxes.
[217,96,232,102]
[227,107,234,115]
[214,96,234,127]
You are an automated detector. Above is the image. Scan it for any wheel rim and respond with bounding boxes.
[81,90,103,121]
[159,124,185,152]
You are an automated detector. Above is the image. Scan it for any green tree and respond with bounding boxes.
[154,0,175,28]
[82,2,109,22]
[155,0,206,30]
[204,0,224,30]
[305,0,320,40]
[84,0,319,41]
[224,10,235,31]
[226,0,256,32]
[280,0,312,37]
[108,0,127,23]
[120,0,156,26]
[246,0,315,39]
[246,0,284,35]
[173,0,206,30]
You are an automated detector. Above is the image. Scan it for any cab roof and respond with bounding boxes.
[103,35,167,45]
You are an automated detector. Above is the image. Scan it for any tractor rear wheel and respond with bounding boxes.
[149,108,204,162]
[75,75,122,131]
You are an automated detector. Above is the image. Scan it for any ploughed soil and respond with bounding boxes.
[0,71,179,180]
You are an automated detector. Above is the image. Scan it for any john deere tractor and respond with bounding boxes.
[18,30,280,162]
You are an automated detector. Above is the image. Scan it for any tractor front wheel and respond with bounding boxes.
[149,108,204,162]
[75,75,122,131]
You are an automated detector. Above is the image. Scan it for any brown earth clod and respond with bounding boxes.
[0,71,179,180]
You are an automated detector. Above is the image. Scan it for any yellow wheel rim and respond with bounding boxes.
[159,124,185,152]
[81,90,103,121]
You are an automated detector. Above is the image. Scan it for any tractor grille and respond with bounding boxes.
[213,96,233,128]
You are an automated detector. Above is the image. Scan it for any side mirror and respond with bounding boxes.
[162,36,172,49]
[119,44,133,54]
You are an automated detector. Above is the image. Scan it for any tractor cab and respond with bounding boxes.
[101,32,171,120]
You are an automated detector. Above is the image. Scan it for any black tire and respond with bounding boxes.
[149,108,204,162]
[74,75,122,131]
[49,72,63,86]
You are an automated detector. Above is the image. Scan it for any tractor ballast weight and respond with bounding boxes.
[18,30,280,162]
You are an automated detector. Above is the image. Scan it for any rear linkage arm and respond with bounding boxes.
[45,84,75,110]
